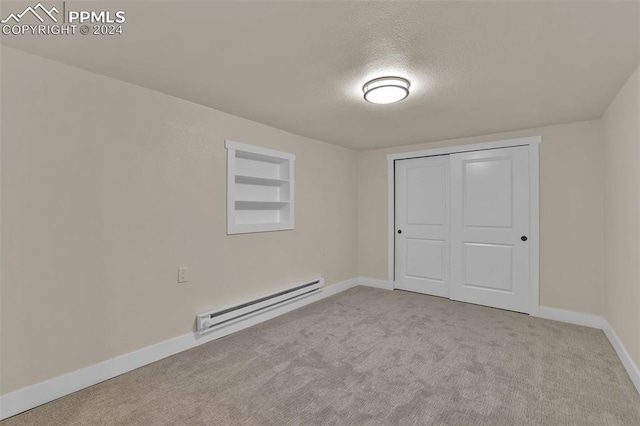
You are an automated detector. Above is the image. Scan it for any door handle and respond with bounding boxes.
[397,230,402,234]
[521,236,528,241]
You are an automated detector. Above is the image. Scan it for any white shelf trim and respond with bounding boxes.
[235,175,290,186]
[225,140,296,161]
[235,200,289,207]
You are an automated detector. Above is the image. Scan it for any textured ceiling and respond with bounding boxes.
[2,1,639,150]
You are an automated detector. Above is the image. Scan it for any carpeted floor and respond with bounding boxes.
[3,286,639,425]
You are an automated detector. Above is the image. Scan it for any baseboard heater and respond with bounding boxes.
[196,278,324,334]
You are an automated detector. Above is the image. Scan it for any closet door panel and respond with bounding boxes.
[449,146,530,313]
[395,156,450,298]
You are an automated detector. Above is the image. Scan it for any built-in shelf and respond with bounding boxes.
[235,200,290,209]
[226,140,295,234]
[235,175,289,186]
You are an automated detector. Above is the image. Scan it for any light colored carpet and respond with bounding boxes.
[3,286,639,425]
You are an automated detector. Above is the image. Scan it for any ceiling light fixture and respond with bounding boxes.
[363,76,410,104]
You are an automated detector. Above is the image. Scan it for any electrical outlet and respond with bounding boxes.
[178,267,189,283]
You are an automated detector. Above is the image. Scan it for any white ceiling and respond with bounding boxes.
[2,1,639,150]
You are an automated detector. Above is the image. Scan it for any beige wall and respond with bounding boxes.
[603,65,640,368]
[358,120,605,315]
[0,47,358,395]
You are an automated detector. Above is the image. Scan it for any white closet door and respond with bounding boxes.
[449,146,530,313]
[395,156,450,297]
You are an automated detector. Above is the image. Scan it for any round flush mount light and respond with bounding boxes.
[363,76,410,104]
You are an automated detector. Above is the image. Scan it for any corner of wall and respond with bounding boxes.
[601,63,640,370]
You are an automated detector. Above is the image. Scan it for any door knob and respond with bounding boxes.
[397,230,402,234]
[521,236,528,241]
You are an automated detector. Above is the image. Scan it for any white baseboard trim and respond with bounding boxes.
[533,306,604,329]
[602,319,640,394]
[533,306,639,395]
[0,277,359,420]
[358,277,393,290]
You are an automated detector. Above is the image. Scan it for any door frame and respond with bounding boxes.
[387,136,541,315]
